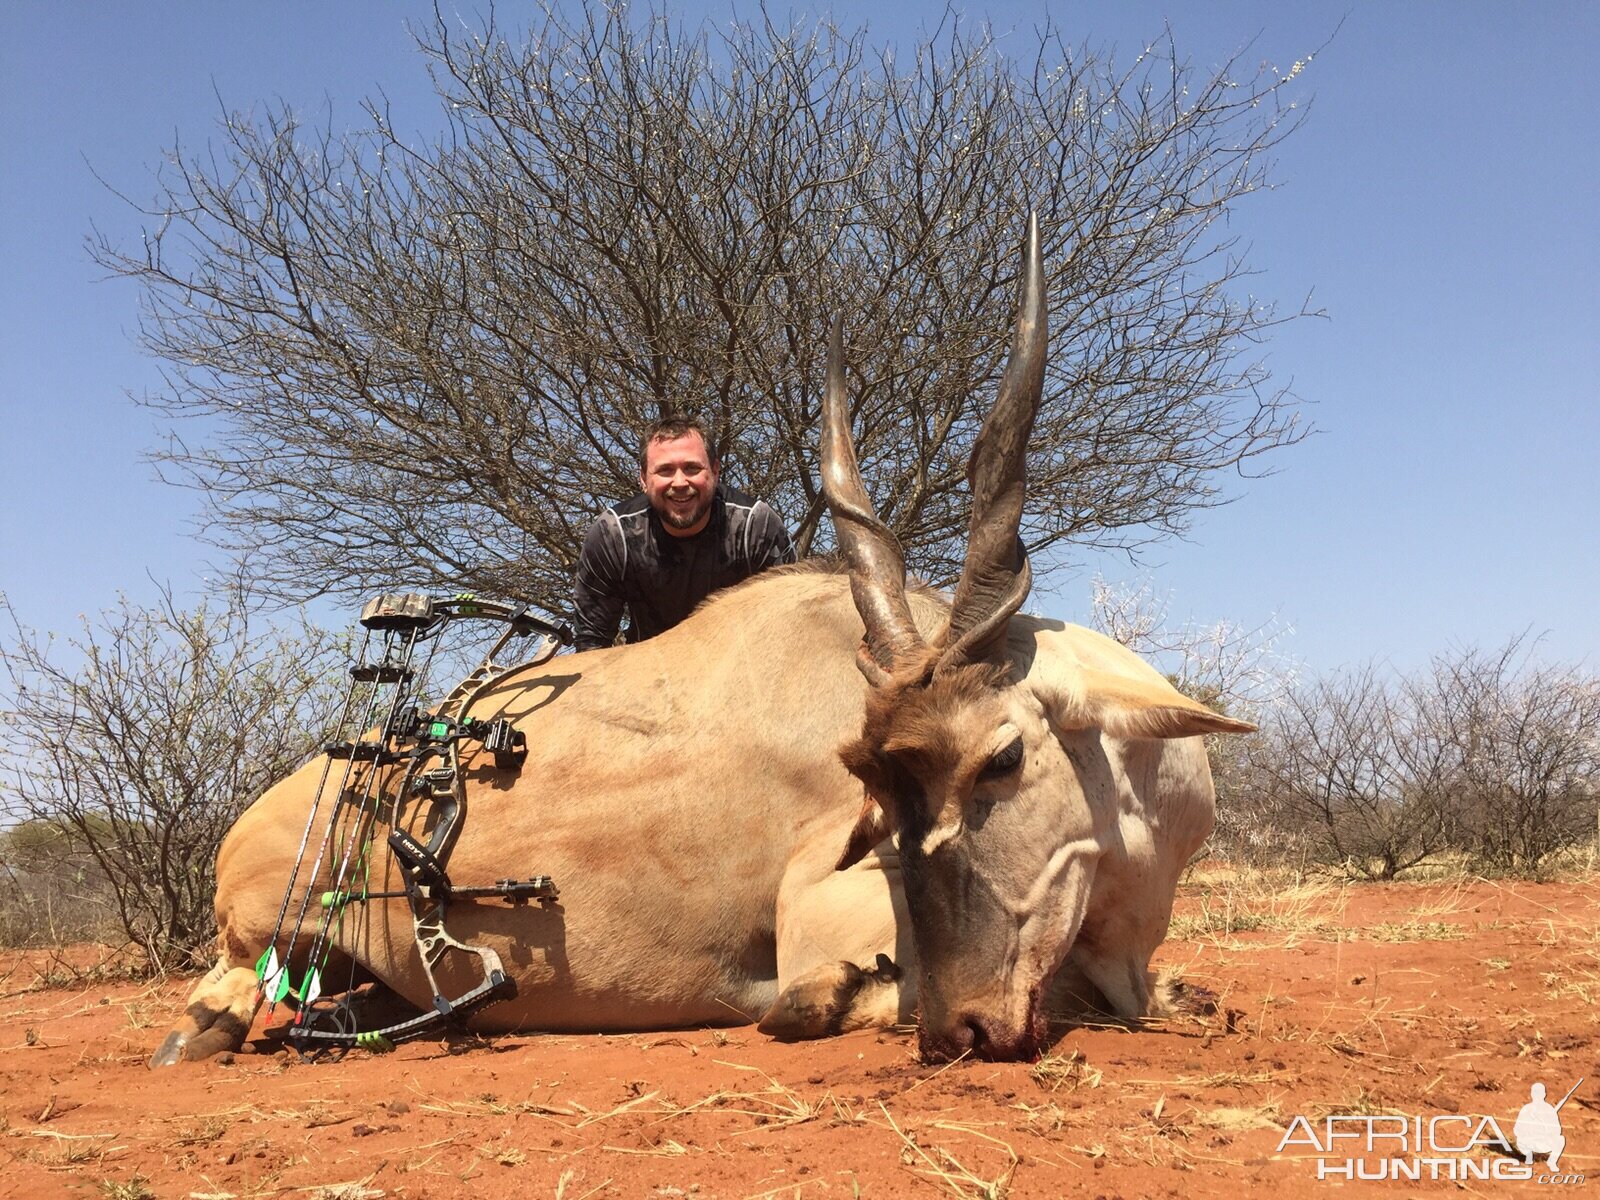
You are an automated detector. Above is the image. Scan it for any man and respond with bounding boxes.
[573,415,796,652]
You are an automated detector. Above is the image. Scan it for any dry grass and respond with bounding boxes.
[1542,953,1600,1006]
[711,1061,834,1130]
[553,1171,613,1200]
[170,1117,229,1148]
[1127,1070,1281,1089]
[97,1177,154,1200]
[1404,879,1477,917]
[478,1142,528,1166]
[21,1128,123,1171]
[1305,1087,1405,1118]
[1169,876,1347,947]
[1011,1100,1068,1136]
[404,1060,844,1158]
[1188,1103,1284,1132]
[306,1183,384,1200]
[1029,1048,1102,1093]
[1362,921,1468,943]
[598,1138,694,1157]
[876,1102,1018,1200]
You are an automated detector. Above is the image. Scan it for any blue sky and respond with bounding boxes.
[1,2,1595,674]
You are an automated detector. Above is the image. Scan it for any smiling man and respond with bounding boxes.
[572,415,796,652]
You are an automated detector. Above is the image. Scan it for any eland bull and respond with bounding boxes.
[152,216,1253,1067]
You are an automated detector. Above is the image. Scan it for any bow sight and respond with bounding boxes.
[255,592,570,1059]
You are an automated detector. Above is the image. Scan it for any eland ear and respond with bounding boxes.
[1043,668,1257,740]
[834,728,901,870]
[835,794,894,871]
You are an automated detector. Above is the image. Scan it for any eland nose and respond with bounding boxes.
[959,1015,992,1054]
[921,1008,1040,1063]
[921,1011,996,1061]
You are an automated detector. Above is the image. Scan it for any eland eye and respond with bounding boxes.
[979,736,1024,780]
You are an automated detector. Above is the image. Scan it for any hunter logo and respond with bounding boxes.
[1276,1076,1586,1184]
[1514,1080,1573,1171]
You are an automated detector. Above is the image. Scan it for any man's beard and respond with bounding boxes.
[657,492,712,530]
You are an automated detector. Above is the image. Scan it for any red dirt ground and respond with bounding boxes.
[2,876,1596,1199]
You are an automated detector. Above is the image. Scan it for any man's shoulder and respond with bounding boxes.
[719,486,788,531]
[718,486,788,533]
[715,486,794,565]
[584,493,651,537]
[580,493,650,557]
[609,492,653,520]
[716,484,761,512]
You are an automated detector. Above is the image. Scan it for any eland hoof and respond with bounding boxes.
[759,954,901,1041]
[149,1030,189,1069]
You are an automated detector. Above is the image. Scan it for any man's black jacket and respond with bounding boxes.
[572,486,796,652]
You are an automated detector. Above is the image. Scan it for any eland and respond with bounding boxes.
[152,215,1252,1066]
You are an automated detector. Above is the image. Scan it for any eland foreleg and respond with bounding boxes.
[150,957,262,1066]
[759,831,916,1040]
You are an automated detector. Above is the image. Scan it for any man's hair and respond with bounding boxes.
[638,414,717,474]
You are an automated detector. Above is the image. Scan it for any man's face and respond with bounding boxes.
[640,430,719,535]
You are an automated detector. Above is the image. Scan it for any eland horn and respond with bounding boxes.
[938,212,1048,673]
[819,314,927,685]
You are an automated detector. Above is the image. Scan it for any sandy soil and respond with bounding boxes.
[2,876,1596,1199]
